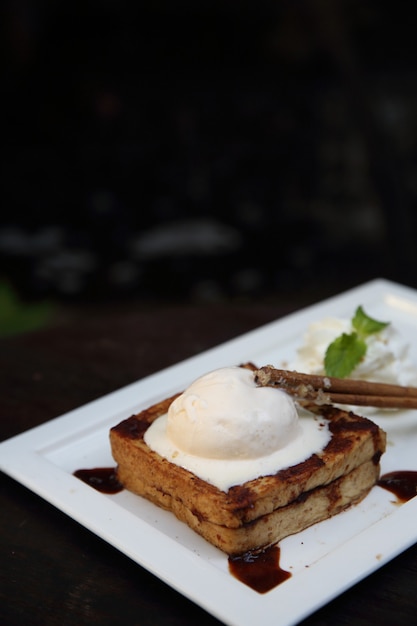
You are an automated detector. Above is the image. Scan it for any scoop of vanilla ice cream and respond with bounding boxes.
[166,366,300,459]
[292,316,417,386]
[145,366,330,491]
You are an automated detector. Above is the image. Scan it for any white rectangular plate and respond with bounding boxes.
[1,278,417,626]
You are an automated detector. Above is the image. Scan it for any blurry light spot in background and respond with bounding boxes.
[129,218,242,260]
[34,250,97,294]
[0,227,63,256]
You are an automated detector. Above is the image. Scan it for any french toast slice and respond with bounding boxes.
[110,379,386,555]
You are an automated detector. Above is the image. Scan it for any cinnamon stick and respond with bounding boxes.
[254,366,417,409]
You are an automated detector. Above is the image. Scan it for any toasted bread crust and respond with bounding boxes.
[110,386,386,555]
[115,459,379,555]
[110,374,386,554]
[110,396,385,528]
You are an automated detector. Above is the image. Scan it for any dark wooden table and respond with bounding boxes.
[1,302,416,626]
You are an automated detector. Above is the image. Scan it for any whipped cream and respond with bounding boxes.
[292,316,417,386]
[144,367,330,491]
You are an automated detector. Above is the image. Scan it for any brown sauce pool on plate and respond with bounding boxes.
[228,544,291,593]
[377,471,417,503]
[73,467,123,494]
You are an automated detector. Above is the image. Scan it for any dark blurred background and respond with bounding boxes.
[2,0,417,310]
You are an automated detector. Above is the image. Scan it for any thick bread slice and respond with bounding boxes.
[115,459,379,555]
[110,398,386,532]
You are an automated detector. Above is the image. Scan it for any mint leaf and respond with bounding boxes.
[324,332,367,378]
[352,305,389,338]
[323,306,390,378]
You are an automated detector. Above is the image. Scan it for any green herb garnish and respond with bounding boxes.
[324,306,389,378]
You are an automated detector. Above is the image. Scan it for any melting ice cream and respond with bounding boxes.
[144,366,330,491]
